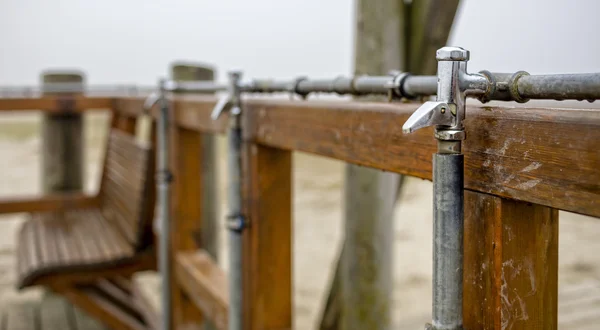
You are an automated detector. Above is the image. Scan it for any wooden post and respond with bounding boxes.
[319,1,461,329]
[41,70,85,193]
[171,62,219,259]
[168,62,218,329]
[242,143,292,330]
[463,191,558,329]
[335,2,407,329]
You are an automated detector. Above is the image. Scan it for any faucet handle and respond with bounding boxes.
[211,94,232,120]
[211,70,242,121]
[402,101,454,134]
[143,92,161,114]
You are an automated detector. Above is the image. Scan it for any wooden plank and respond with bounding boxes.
[113,96,600,216]
[463,191,558,329]
[57,286,146,330]
[176,250,228,330]
[30,253,155,288]
[242,100,600,217]
[115,115,137,135]
[0,194,99,215]
[242,143,292,330]
[170,127,205,329]
[113,96,227,134]
[0,96,114,112]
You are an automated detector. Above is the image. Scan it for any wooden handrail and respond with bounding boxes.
[2,95,599,217]
[0,193,100,214]
[0,96,114,112]
[114,95,600,218]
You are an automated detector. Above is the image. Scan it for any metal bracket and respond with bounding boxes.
[156,169,174,184]
[290,76,309,100]
[226,213,247,233]
[385,70,411,101]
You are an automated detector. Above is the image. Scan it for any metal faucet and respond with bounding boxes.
[403,46,488,330]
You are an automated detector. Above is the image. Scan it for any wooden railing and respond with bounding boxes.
[1,95,599,329]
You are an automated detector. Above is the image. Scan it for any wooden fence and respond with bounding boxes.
[1,94,599,329]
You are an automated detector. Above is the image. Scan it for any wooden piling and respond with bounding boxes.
[41,70,85,193]
[170,61,219,259]
[319,1,461,329]
[169,62,219,330]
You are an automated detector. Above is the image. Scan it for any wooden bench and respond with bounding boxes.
[0,129,157,330]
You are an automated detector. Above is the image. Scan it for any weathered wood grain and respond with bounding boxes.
[170,127,206,329]
[0,96,113,112]
[176,250,228,330]
[114,96,600,216]
[463,191,558,329]
[113,96,227,134]
[243,100,600,217]
[242,143,292,330]
[0,193,99,215]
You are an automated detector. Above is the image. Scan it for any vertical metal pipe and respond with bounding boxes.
[227,115,243,330]
[156,79,172,330]
[431,152,464,330]
[221,71,244,330]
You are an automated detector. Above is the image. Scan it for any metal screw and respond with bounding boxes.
[441,106,446,114]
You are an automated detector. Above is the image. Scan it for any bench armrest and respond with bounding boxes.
[0,193,100,215]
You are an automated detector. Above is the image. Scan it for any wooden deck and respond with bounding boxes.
[2,276,600,329]
[0,292,108,330]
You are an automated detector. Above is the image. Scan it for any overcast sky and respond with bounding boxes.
[1,0,599,85]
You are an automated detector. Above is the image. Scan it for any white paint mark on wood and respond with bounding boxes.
[515,179,542,190]
[521,162,542,173]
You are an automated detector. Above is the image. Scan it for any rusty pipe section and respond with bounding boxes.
[478,71,600,103]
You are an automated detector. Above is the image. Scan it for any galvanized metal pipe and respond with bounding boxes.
[155,79,173,330]
[211,71,245,330]
[227,119,243,330]
[517,73,600,101]
[432,153,464,330]
[244,74,438,98]
[3,72,600,102]
[165,80,227,94]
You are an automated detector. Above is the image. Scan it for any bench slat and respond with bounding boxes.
[15,129,154,291]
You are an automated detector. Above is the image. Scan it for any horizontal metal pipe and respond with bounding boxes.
[165,80,227,93]
[403,76,438,97]
[2,71,600,103]
[245,75,439,98]
[518,73,600,101]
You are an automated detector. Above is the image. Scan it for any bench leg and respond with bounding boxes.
[51,283,149,330]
